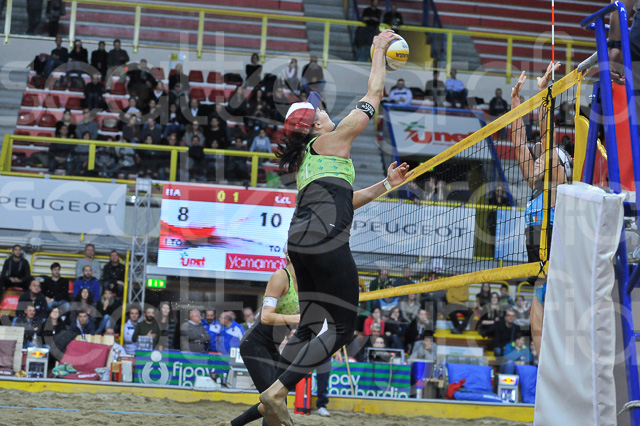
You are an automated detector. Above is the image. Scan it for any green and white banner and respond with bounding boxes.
[134,350,229,388]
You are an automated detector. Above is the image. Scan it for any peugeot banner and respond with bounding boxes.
[0,176,126,235]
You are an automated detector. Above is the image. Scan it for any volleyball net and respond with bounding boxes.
[357,69,583,302]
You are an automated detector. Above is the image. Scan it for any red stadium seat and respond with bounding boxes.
[209,88,227,103]
[207,71,222,84]
[66,97,83,110]
[21,94,40,107]
[38,113,57,128]
[169,69,178,79]
[51,77,67,91]
[224,73,243,86]
[151,67,165,80]
[42,94,61,109]
[17,113,36,127]
[14,129,31,136]
[188,70,204,83]
[189,87,206,102]
[28,75,44,89]
[37,131,55,137]
[110,82,126,95]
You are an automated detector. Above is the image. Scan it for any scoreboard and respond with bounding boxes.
[157,183,297,275]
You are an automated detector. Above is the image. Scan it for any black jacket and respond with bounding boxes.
[180,321,210,353]
[42,276,69,302]
[1,257,31,289]
[16,292,49,323]
[91,49,108,76]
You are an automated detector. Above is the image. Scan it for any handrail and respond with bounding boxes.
[4,135,277,187]
[1,0,595,77]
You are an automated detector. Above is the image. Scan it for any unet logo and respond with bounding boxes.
[180,251,206,267]
[400,121,473,145]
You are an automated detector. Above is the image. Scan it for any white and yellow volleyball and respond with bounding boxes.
[371,35,410,71]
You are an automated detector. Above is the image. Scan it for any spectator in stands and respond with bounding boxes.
[56,109,76,136]
[95,143,119,178]
[228,86,250,119]
[169,63,189,92]
[14,304,41,348]
[379,283,399,318]
[421,270,447,322]
[73,265,100,304]
[153,80,166,103]
[356,285,371,333]
[158,301,177,350]
[395,266,415,287]
[180,309,210,353]
[1,244,31,291]
[127,59,156,105]
[107,39,129,71]
[477,291,502,338]
[384,306,407,349]
[399,292,420,323]
[363,306,385,336]
[241,307,256,331]
[355,0,382,62]
[84,73,105,111]
[122,114,141,143]
[409,335,436,362]
[383,2,404,32]
[183,97,205,125]
[270,85,289,122]
[202,308,222,352]
[369,269,392,292]
[75,244,101,280]
[489,88,509,139]
[217,312,245,355]
[69,39,88,63]
[169,82,188,109]
[69,309,96,337]
[425,70,446,106]
[96,287,119,334]
[182,121,205,147]
[246,52,263,87]
[75,108,98,140]
[249,128,272,153]
[446,296,473,335]
[46,0,65,37]
[39,306,67,348]
[205,116,229,149]
[445,69,468,108]
[279,59,299,94]
[69,286,97,321]
[301,55,325,94]
[388,78,413,106]
[486,185,510,241]
[102,250,125,297]
[117,138,139,176]
[225,137,250,182]
[91,41,108,77]
[123,307,140,354]
[43,36,69,77]
[500,332,532,374]
[162,104,184,138]
[26,0,43,35]
[188,135,206,182]
[140,117,163,145]
[42,262,70,313]
[133,306,160,349]
[513,295,530,328]
[405,309,432,349]
[121,96,141,123]
[356,322,383,362]
[499,283,515,308]
[477,282,491,308]
[48,125,73,174]
[16,279,48,324]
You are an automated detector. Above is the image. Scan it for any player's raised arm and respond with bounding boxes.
[511,71,536,190]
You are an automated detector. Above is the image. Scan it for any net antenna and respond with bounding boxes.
[551,0,555,81]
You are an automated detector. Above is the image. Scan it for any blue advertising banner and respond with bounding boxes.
[134,350,229,388]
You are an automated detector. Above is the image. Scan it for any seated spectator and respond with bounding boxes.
[90,41,108,77]
[69,309,96,337]
[1,244,31,290]
[499,284,515,308]
[202,308,222,352]
[43,36,69,78]
[241,307,256,331]
[117,140,138,176]
[409,335,437,362]
[153,80,166,102]
[227,86,250,118]
[42,262,70,314]
[384,306,407,349]
[56,109,76,136]
[225,137,250,182]
[120,97,141,124]
[49,125,73,174]
[500,333,532,374]
[162,104,185,138]
[180,309,210,353]
[73,265,101,304]
[421,270,447,321]
[122,115,141,143]
[405,309,432,350]
[205,116,229,149]
[72,131,92,175]
[425,70,445,106]
[158,302,177,350]
[388,78,413,106]
[383,2,403,31]
[399,292,420,323]
[489,88,508,120]
[96,288,120,334]
[486,185,511,240]
[493,308,521,357]
[69,39,88,63]
[249,128,272,153]
[369,269,393,292]
[84,73,105,111]
[14,304,41,348]
[445,68,468,108]
[270,86,289,122]
[75,108,98,140]
[107,38,129,72]
[169,82,188,108]
[395,266,415,287]
[248,88,271,120]
[123,308,141,354]
[513,295,530,328]
[183,97,207,124]
[39,306,67,348]
[102,250,125,297]
[95,143,119,178]
[363,306,385,336]
[133,306,160,349]
[356,322,383,362]
[217,312,245,355]
[75,243,102,281]
[379,283,399,317]
[301,55,325,94]
[445,287,473,334]
[141,117,163,145]
[477,291,502,338]
[477,282,492,308]
[168,63,189,92]
[188,135,207,182]
[69,287,97,325]
[279,58,299,94]
[246,52,263,87]
[126,59,156,105]
[183,121,205,147]
[16,279,49,324]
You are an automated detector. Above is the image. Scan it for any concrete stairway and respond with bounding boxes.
[1,0,32,35]
[447,25,482,72]
[0,66,29,149]
[302,0,354,61]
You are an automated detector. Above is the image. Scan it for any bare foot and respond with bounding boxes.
[260,391,294,426]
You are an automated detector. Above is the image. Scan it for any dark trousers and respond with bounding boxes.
[26,1,43,34]
[48,19,59,37]
[316,358,331,409]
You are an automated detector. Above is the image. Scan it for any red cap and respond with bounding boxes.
[284,92,322,136]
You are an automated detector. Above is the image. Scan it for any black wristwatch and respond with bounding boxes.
[607,40,622,49]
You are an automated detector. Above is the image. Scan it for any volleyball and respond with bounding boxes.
[370,35,410,71]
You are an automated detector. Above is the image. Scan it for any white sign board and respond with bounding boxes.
[350,201,476,259]
[0,176,126,235]
[384,107,492,160]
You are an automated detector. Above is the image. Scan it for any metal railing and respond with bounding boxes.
[0,134,277,188]
[1,0,595,81]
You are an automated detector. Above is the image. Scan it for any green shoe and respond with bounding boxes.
[52,366,68,377]
[64,364,78,373]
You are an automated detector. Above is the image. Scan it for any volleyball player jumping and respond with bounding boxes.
[258,29,413,425]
